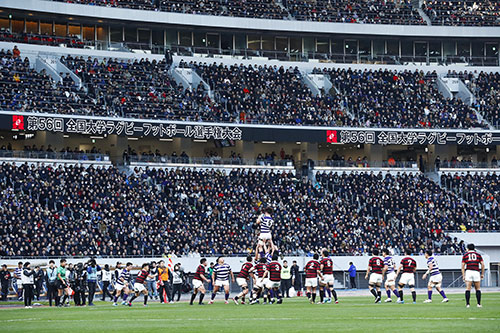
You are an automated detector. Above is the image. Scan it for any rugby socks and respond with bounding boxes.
[312,293,316,303]
[190,293,196,305]
[113,295,119,303]
[55,296,60,306]
[439,290,447,299]
[465,290,471,305]
[411,291,416,303]
[129,294,137,303]
[428,290,432,300]
[386,290,391,298]
[306,292,311,300]
[211,293,216,301]
[199,293,205,304]
[62,295,68,305]
[123,294,128,301]
[476,290,481,305]
[370,289,377,298]
[224,293,229,301]
[392,289,400,298]
[332,289,338,301]
[143,295,148,305]
[377,291,381,299]
[399,290,404,301]
[319,289,325,302]
[326,288,332,298]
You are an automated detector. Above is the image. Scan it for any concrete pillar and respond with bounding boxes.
[108,134,128,164]
[368,144,386,164]
[241,141,254,160]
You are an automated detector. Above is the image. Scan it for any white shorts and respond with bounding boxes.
[385,272,396,286]
[465,270,481,282]
[17,280,23,288]
[134,283,146,293]
[255,278,265,289]
[192,279,203,289]
[429,274,443,284]
[266,280,281,289]
[399,273,415,286]
[259,233,272,241]
[321,274,334,285]
[236,278,248,288]
[114,283,126,292]
[305,278,318,288]
[369,273,383,285]
[215,280,229,287]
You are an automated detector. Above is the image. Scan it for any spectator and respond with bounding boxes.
[348,262,357,289]
[0,264,10,301]
[12,45,20,59]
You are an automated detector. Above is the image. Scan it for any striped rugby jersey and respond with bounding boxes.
[116,268,131,285]
[214,263,231,281]
[462,251,483,271]
[260,215,273,234]
[383,256,396,273]
[14,267,22,279]
[427,256,440,276]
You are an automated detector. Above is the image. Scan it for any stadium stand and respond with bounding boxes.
[0,30,87,49]
[422,0,500,26]
[441,172,499,220]
[314,67,487,129]
[0,163,497,257]
[466,71,500,128]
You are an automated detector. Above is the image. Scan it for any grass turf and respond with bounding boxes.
[0,293,499,332]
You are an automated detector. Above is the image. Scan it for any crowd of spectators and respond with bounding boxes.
[53,0,156,10]
[0,29,87,49]
[466,71,500,128]
[441,172,499,220]
[0,163,497,258]
[313,67,487,128]
[285,0,424,25]
[188,61,354,126]
[61,56,216,120]
[0,49,101,115]
[422,0,500,26]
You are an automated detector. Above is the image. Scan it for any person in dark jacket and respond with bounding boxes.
[34,266,45,301]
[22,262,35,308]
[291,261,302,296]
[0,264,11,301]
[74,263,87,306]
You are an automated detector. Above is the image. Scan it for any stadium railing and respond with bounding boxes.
[0,150,109,162]
[315,160,418,169]
[128,155,294,167]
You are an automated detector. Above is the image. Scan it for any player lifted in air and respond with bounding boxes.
[264,253,283,304]
[382,248,400,303]
[422,250,448,303]
[190,258,210,305]
[461,243,485,308]
[319,250,338,304]
[128,263,149,307]
[233,256,254,305]
[254,207,275,260]
[250,257,268,305]
[209,257,235,304]
[366,249,383,303]
[396,249,417,304]
[305,253,323,304]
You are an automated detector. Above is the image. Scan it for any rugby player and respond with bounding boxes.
[250,257,268,305]
[461,243,485,308]
[319,250,338,304]
[422,250,448,303]
[365,249,383,303]
[382,248,400,303]
[305,253,323,304]
[396,249,417,304]
[190,258,210,305]
[254,207,275,259]
[209,257,235,304]
[128,263,149,307]
[113,262,132,306]
[264,253,282,304]
[233,255,254,305]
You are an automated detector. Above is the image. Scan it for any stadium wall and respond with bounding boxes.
[3,0,500,38]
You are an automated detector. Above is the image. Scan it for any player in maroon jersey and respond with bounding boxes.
[305,253,323,304]
[264,253,283,304]
[461,243,485,308]
[396,248,417,304]
[233,256,254,305]
[319,250,338,304]
[128,263,149,307]
[250,257,268,305]
[190,258,210,305]
[365,249,384,303]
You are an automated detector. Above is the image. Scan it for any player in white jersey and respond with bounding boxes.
[254,207,275,257]
[422,250,449,303]
[382,249,401,303]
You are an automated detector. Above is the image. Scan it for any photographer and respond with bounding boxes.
[34,266,45,301]
[86,259,101,306]
[22,262,34,308]
[66,263,75,305]
[171,263,183,302]
[101,264,113,301]
[73,263,87,306]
